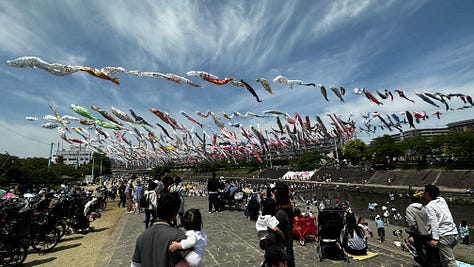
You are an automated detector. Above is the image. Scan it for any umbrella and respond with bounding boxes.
[0,188,6,198]
[1,192,16,199]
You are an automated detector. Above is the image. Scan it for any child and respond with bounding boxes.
[304,206,313,217]
[169,209,208,267]
[459,220,470,245]
[375,215,385,242]
[256,198,287,267]
[357,217,373,238]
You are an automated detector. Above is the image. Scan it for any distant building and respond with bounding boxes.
[446,119,474,132]
[390,119,474,142]
[54,145,92,167]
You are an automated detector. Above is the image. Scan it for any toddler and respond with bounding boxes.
[169,209,208,267]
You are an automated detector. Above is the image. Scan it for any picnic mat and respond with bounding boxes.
[456,260,474,267]
[348,251,379,261]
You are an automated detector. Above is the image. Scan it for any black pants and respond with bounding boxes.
[144,209,157,228]
[413,235,441,267]
[208,193,219,212]
[377,227,385,242]
[463,235,470,245]
[117,194,126,207]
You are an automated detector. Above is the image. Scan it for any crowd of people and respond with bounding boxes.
[94,173,470,267]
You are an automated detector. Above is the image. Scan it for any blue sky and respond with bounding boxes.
[1,1,473,159]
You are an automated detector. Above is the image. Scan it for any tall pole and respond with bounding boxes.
[334,137,339,166]
[47,142,54,187]
[99,158,103,176]
[265,130,272,168]
[91,151,95,179]
[75,144,80,169]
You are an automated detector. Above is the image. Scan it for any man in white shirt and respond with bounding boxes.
[423,184,459,267]
[406,191,440,266]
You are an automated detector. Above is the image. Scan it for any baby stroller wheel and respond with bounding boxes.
[299,238,306,246]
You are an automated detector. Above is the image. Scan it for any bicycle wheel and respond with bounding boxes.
[0,240,28,267]
[32,227,60,253]
[55,220,68,239]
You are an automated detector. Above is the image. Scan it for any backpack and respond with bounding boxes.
[170,184,186,197]
[139,193,149,208]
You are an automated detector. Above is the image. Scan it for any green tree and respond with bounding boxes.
[368,135,402,168]
[151,163,175,177]
[289,150,322,171]
[343,139,368,165]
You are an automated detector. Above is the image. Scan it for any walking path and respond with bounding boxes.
[97,196,425,267]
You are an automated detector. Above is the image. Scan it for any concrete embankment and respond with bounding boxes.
[186,168,474,199]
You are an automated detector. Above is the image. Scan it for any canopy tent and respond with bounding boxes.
[1,192,17,199]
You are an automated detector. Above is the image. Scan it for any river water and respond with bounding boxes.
[296,187,474,228]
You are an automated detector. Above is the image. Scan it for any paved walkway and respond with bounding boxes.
[96,195,421,267]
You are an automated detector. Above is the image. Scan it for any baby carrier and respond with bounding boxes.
[317,208,349,262]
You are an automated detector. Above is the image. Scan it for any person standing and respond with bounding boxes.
[207,172,220,213]
[256,198,287,267]
[154,177,164,200]
[162,173,174,194]
[459,220,470,245]
[126,178,134,213]
[263,179,272,200]
[170,176,187,226]
[423,184,459,267]
[109,183,117,201]
[117,180,126,208]
[375,215,385,242]
[132,178,145,214]
[406,191,440,266]
[131,192,200,267]
[144,181,158,229]
[272,182,295,267]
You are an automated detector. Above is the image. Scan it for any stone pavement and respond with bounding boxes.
[97,196,419,267]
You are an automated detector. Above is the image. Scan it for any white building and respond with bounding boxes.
[54,144,93,167]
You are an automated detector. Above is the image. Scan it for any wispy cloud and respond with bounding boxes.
[1,0,473,158]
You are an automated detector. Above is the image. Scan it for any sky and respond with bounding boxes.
[1,0,473,160]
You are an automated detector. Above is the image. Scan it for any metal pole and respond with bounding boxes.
[334,137,339,166]
[47,142,54,187]
[91,151,94,179]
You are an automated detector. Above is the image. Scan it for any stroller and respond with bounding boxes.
[293,216,318,246]
[317,208,349,262]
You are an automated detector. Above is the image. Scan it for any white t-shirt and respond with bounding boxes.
[180,230,208,257]
[256,215,279,240]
